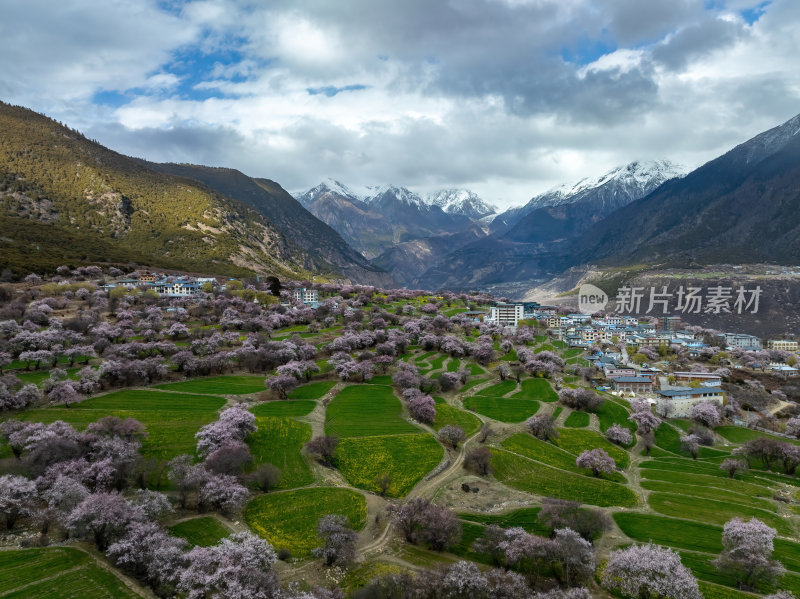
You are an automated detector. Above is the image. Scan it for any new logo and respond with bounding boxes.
[578,284,608,315]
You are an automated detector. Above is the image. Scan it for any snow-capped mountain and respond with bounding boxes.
[425,188,497,220]
[527,159,687,210]
[491,159,686,234]
[295,180,480,259]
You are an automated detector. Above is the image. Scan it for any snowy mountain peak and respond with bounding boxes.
[526,159,687,210]
[366,184,426,207]
[425,188,498,219]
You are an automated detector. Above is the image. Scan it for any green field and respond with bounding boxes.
[431,400,482,436]
[491,448,638,507]
[244,487,367,556]
[458,507,548,535]
[614,512,800,573]
[463,396,539,423]
[475,380,518,397]
[563,411,589,427]
[640,480,776,512]
[169,516,230,547]
[648,492,793,535]
[325,385,418,437]
[596,397,635,432]
[639,468,776,497]
[716,426,800,446]
[287,381,337,399]
[247,416,313,489]
[18,390,225,460]
[556,429,630,469]
[459,377,490,392]
[155,374,267,395]
[251,400,316,418]
[0,547,140,598]
[335,434,443,497]
[502,433,587,474]
[510,378,558,402]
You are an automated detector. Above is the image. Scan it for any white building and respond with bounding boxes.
[293,288,319,306]
[489,303,524,327]
[655,387,725,417]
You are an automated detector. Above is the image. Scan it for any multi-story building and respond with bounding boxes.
[489,303,524,327]
[659,316,681,333]
[767,339,799,352]
[724,333,762,349]
[293,288,319,306]
[610,376,654,395]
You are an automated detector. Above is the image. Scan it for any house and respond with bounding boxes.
[488,303,524,327]
[655,387,725,417]
[724,333,762,350]
[610,376,654,395]
[547,315,562,329]
[767,339,799,352]
[769,363,799,376]
[138,272,157,283]
[672,371,723,387]
[164,281,201,297]
[659,316,681,333]
[604,367,637,378]
[293,288,319,307]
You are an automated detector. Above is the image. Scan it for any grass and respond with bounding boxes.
[169,516,230,547]
[563,411,589,428]
[491,448,637,507]
[458,507,548,535]
[431,401,482,436]
[247,416,313,489]
[648,492,794,535]
[244,487,366,556]
[654,422,684,454]
[556,428,630,469]
[475,380,518,396]
[596,397,635,432]
[18,390,225,461]
[639,468,778,497]
[614,512,800,574]
[463,396,539,423]
[287,381,336,399]
[335,434,443,497]
[251,400,316,418]
[447,358,461,372]
[716,426,800,446]
[15,367,80,386]
[154,374,266,395]
[502,433,586,474]
[613,512,723,553]
[510,378,558,402]
[325,385,418,438]
[0,547,140,598]
[640,480,776,512]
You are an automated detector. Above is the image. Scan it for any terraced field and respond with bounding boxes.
[155,374,267,395]
[18,390,225,460]
[326,384,443,496]
[244,488,367,556]
[0,547,141,598]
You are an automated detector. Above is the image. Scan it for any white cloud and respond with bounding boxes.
[1,0,799,210]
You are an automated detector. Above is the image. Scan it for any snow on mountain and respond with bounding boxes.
[526,159,688,211]
[425,188,497,219]
[296,178,377,204]
[365,185,427,207]
[735,113,800,166]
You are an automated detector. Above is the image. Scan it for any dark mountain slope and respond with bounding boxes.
[572,114,800,267]
[0,102,306,278]
[140,163,393,286]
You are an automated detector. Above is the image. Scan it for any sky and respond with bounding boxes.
[1,0,799,209]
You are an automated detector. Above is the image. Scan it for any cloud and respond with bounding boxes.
[1,0,799,209]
